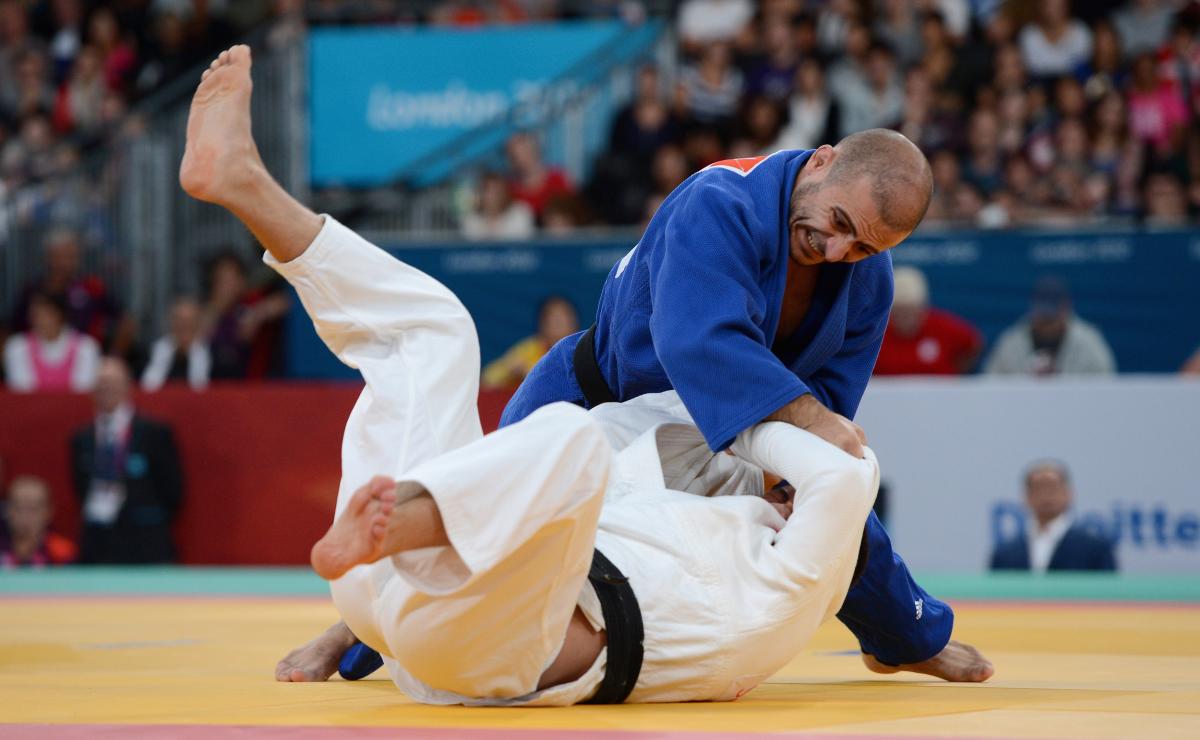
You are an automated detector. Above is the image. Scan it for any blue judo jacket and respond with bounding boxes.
[502,148,894,452]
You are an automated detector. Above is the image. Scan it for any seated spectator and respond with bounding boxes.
[10,227,129,354]
[1142,171,1189,225]
[608,64,682,165]
[541,194,590,236]
[481,295,579,391]
[678,42,744,128]
[1,476,76,568]
[772,59,840,152]
[1018,0,1093,80]
[462,170,536,241]
[874,267,984,375]
[71,357,183,564]
[1127,53,1188,155]
[3,290,100,392]
[984,277,1116,375]
[140,296,211,391]
[505,132,575,222]
[744,18,799,100]
[835,41,904,139]
[199,251,290,380]
[990,460,1117,572]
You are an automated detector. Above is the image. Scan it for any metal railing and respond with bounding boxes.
[0,25,307,341]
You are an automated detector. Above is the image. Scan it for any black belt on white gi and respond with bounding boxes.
[573,324,618,407]
[582,548,644,704]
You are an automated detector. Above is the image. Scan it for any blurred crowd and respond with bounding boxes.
[567,0,1200,231]
[0,0,283,202]
[2,224,290,393]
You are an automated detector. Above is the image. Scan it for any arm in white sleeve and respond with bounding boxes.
[70,335,101,392]
[731,421,879,584]
[3,336,34,391]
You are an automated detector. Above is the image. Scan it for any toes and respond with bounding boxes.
[201,69,212,81]
[275,661,293,681]
[289,668,312,682]
[230,44,252,64]
[367,476,396,498]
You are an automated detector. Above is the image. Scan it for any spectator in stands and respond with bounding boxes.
[1018,0,1093,80]
[1112,0,1176,59]
[962,108,1004,197]
[54,44,106,136]
[462,170,536,241]
[608,64,682,165]
[87,6,137,94]
[3,290,100,392]
[874,0,923,67]
[10,227,129,353]
[481,295,579,391]
[835,41,904,139]
[1076,21,1126,100]
[0,48,55,122]
[505,132,576,222]
[541,194,590,236]
[874,267,984,376]
[1,475,76,568]
[200,251,290,380]
[1142,171,1190,224]
[140,296,210,391]
[984,277,1116,375]
[1128,53,1188,155]
[71,357,183,564]
[744,15,799,100]
[730,95,784,155]
[990,460,1117,572]
[679,42,744,129]
[772,59,839,152]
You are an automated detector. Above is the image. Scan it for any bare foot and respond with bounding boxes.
[310,476,399,580]
[275,621,358,682]
[862,640,994,683]
[179,44,265,205]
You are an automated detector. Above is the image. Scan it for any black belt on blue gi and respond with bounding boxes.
[573,324,617,407]
[582,548,644,704]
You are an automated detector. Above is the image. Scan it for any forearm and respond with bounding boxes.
[764,393,823,429]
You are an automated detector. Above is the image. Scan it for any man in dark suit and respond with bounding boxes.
[990,460,1116,572]
[71,357,184,563]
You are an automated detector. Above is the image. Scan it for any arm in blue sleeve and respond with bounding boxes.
[646,179,809,451]
[805,253,893,419]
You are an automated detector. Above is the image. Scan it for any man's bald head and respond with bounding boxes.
[827,129,933,234]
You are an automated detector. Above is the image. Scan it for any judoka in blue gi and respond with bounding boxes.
[498,129,991,681]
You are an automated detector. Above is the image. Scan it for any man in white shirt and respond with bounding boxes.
[181,45,993,706]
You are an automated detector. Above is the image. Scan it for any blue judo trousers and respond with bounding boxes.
[500,149,952,665]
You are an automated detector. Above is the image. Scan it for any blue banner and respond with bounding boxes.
[284,228,1200,380]
[309,21,659,186]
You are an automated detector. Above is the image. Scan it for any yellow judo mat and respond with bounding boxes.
[2,569,1198,739]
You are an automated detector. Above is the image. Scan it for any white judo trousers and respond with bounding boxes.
[267,217,881,707]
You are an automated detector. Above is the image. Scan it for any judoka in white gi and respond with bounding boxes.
[181,46,993,705]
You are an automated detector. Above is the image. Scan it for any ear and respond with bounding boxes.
[809,144,837,171]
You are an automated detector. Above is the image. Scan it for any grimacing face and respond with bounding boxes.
[787,153,910,267]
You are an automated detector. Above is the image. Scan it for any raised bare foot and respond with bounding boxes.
[310,476,399,580]
[275,621,358,682]
[179,44,265,205]
[862,640,994,683]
